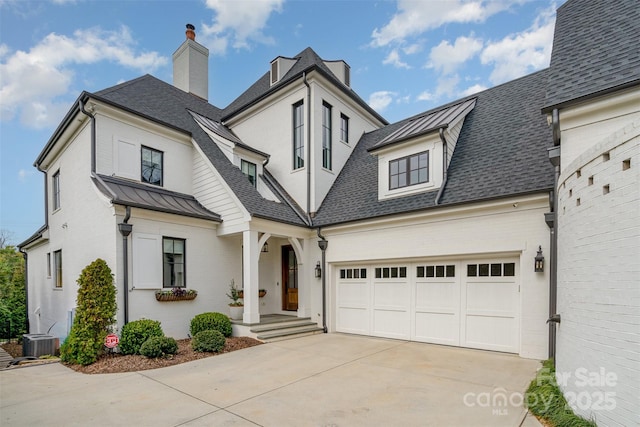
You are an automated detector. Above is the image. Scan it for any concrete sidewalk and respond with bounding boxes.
[0,334,542,427]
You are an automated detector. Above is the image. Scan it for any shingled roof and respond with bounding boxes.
[92,75,308,227]
[314,69,554,226]
[542,0,640,112]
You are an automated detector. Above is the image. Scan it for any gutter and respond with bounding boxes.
[317,228,328,333]
[434,127,449,205]
[303,72,312,220]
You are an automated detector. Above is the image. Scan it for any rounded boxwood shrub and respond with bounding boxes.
[119,319,164,355]
[139,336,178,358]
[192,329,226,353]
[190,312,232,337]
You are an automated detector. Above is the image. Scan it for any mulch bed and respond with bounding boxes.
[2,337,262,374]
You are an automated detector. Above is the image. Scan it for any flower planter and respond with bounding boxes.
[237,290,267,298]
[155,291,197,301]
[229,305,243,320]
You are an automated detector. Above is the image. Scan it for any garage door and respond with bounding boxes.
[336,259,519,353]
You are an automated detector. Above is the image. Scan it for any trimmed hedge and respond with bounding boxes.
[192,329,226,353]
[139,336,178,358]
[119,319,164,355]
[190,312,232,337]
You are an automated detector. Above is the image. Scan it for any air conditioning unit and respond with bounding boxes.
[22,334,59,357]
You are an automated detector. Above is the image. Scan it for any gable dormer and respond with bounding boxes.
[369,98,476,200]
[270,56,297,86]
[323,60,350,87]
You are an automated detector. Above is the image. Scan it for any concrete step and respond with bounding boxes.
[250,319,317,333]
[256,325,325,341]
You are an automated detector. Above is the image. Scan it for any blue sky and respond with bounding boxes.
[0,0,563,245]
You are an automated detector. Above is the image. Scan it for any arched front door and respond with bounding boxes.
[282,245,298,311]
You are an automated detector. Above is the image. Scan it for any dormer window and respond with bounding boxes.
[141,146,163,186]
[241,159,257,188]
[389,151,429,190]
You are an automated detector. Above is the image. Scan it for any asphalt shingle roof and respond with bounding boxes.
[93,75,308,226]
[542,0,640,111]
[314,69,554,226]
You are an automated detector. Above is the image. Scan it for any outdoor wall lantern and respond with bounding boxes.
[261,242,269,253]
[315,261,322,278]
[534,246,544,273]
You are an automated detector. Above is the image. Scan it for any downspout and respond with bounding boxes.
[434,127,448,205]
[317,228,328,333]
[546,108,561,364]
[79,100,96,174]
[79,99,132,325]
[303,72,312,220]
[118,207,132,325]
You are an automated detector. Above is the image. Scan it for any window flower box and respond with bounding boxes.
[155,288,198,301]
[237,289,267,299]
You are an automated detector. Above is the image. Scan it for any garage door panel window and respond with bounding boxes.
[417,264,455,278]
[340,268,367,279]
[375,266,407,279]
[467,263,515,277]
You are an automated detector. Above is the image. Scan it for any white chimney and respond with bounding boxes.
[172,24,209,101]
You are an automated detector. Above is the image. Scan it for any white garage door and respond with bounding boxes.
[336,259,519,353]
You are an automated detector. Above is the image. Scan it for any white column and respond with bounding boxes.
[242,230,260,324]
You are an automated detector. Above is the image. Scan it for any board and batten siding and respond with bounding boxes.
[556,119,640,427]
[192,149,245,228]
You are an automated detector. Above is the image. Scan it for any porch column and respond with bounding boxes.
[242,230,260,324]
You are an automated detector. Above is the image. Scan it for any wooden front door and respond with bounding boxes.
[282,245,298,311]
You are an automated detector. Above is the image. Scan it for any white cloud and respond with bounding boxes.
[417,91,434,102]
[371,0,514,47]
[460,83,488,96]
[427,35,483,74]
[0,26,167,128]
[368,91,397,112]
[383,49,411,69]
[202,0,284,54]
[18,169,35,182]
[480,6,555,84]
[417,74,461,104]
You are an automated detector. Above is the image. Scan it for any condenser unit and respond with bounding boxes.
[22,334,59,357]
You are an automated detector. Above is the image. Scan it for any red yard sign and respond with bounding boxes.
[105,333,119,349]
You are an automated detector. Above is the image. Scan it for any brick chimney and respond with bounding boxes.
[172,24,209,101]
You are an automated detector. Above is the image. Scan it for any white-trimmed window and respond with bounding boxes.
[53,250,62,288]
[52,170,61,210]
[163,237,185,288]
[141,146,163,186]
[340,113,349,143]
[292,100,304,169]
[322,101,332,170]
[241,160,257,188]
[389,151,429,190]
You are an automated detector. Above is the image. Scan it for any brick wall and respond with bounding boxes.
[556,119,640,426]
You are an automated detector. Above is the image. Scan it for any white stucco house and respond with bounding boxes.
[19,0,638,424]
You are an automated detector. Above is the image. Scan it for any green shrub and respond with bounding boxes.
[526,359,597,427]
[60,259,116,365]
[190,312,232,337]
[60,323,104,365]
[192,329,226,353]
[119,319,164,355]
[139,336,178,358]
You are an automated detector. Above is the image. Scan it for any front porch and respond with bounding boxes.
[231,314,324,342]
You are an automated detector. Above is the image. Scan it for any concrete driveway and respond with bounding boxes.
[0,333,542,427]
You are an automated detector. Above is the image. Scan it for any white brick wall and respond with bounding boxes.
[556,119,640,427]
